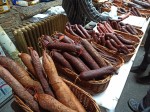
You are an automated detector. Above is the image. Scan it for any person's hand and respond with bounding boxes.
[108,17,122,22]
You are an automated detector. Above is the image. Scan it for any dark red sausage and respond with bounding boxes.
[120,27,130,34]
[79,65,116,81]
[115,34,135,45]
[98,24,109,33]
[51,51,74,71]
[65,25,70,32]
[126,25,137,35]
[101,35,106,46]
[128,24,138,35]
[125,45,135,50]
[68,25,79,37]
[46,42,82,53]
[63,52,89,73]
[109,39,119,48]
[74,24,86,38]
[103,21,114,33]
[80,46,100,69]
[118,45,130,54]
[112,21,119,30]
[133,7,142,17]
[97,26,104,33]
[105,33,123,45]
[106,40,118,51]
[81,39,107,67]
[78,25,91,39]
[59,35,74,44]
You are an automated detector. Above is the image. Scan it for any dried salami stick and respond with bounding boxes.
[78,25,91,39]
[0,56,43,93]
[59,35,74,44]
[106,40,118,51]
[126,25,137,35]
[81,39,107,67]
[46,42,82,53]
[79,65,116,81]
[105,33,123,45]
[29,47,55,97]
[115,34,135,45]
[51,51,74,71]
[80,46,100,69]
[74,24,86,38]
[0,65,40,112]
[18,53,37,79]
[63,52,89,73]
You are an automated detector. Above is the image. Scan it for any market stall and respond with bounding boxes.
[0,0,150,112]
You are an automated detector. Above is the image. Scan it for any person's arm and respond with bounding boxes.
[79,0,110,22]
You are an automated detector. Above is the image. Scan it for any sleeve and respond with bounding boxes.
[79,0,110,22]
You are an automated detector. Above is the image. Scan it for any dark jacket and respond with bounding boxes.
[62,0,110,25]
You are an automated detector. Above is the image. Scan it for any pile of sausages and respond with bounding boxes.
[0,49,88,112]
[65,23,136,55]
[40,33,116,81]
[124,0,150,9]
[108,21,140,35]
[129,7,142,17]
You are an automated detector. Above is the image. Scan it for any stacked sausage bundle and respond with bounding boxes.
[129,7,142,17]
[0,50,88,112]
[40,33,116,81]
[124,0,150,9]
[65,23,137,55]
[107,21,141,35]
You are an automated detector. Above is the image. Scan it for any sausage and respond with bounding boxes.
[112,21,120,30]
[97,26,104,33]
[65,25,70,32]
[127,24,138,35]
[51,51,74,71]
[106,40,118,51]
[29,48,55,97]
[101,34,106,46]
[127,1,144,9]
[132,0,150,9]
[133,7,142,17]
[46,42,82,54]
[79,65,116,81]
[126,25,136,35]
[105,33,123,45]
[115,33,135,45]
[69,25,79,37]
[119,12,131,20]
[74,24,86,38]
[120,27,130,34]
[63,52,89,73]
[125,45,135,50]
[103,21,114,33]
[0,56,44,93]
[131,7,139,16]
[0,65,40,112]
[80,46,100,69]
[97,23,109,33]
[81,39,107,67]
[118,45,130,54]
[78,25,91,39]
[109,39,119,48]
[59,35,74,44]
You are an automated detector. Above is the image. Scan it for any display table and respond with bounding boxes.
[93,18,150,112]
